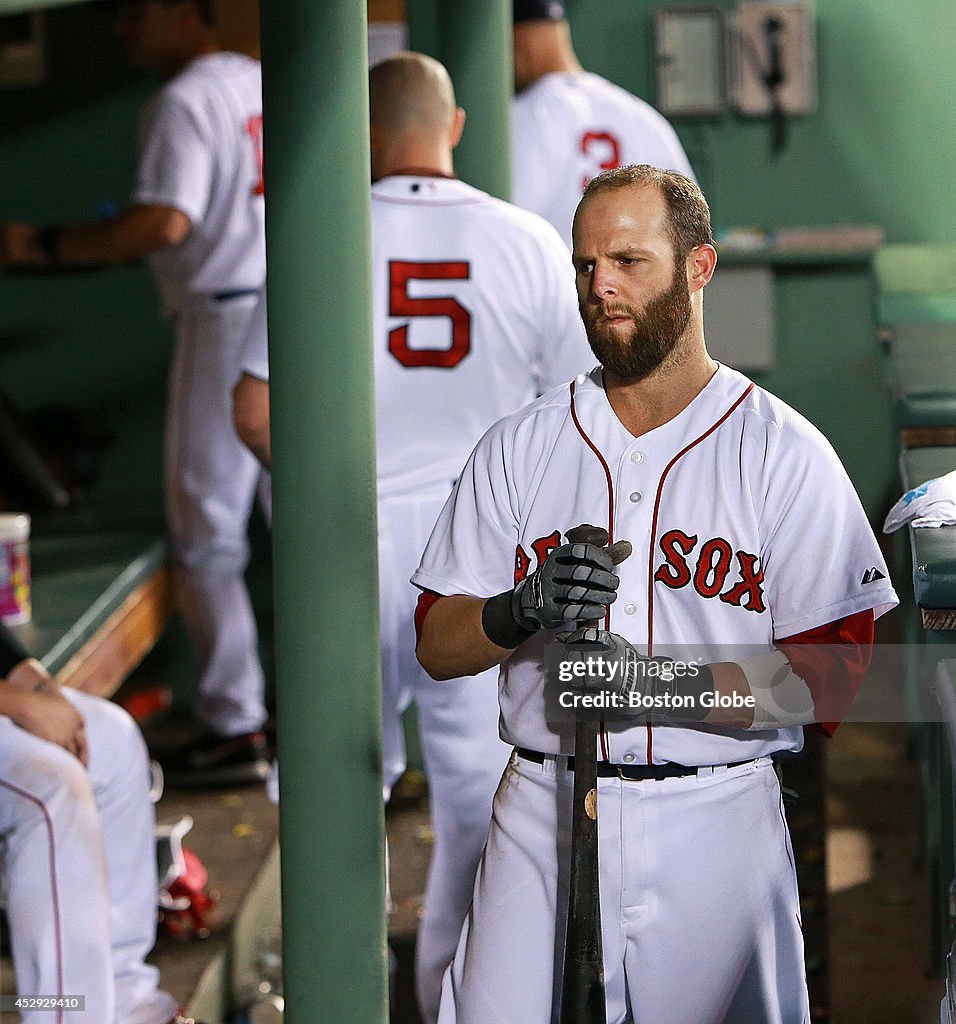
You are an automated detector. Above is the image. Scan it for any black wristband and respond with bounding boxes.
[672,662,715,721]
[37,224,62,263]
[481,589,538,649]
[0,620,31,679]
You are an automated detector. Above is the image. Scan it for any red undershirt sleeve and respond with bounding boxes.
[414,590,444,646]
[777,608,875,737]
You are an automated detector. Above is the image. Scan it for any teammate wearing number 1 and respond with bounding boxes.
[511,0,695,248]
[0,0,270,784]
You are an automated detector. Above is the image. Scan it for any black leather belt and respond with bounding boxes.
[516,747,755,782]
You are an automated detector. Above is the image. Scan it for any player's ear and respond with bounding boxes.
[450,108,466,149]
[687,243,717,293]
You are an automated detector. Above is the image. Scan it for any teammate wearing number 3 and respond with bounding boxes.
[414,165,897,1022]
[511,0,695,248]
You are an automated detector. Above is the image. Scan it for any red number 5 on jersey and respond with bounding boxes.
[388,260,472,369]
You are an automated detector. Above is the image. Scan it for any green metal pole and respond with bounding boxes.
[258,4,387,1024]
[436,0,512,200]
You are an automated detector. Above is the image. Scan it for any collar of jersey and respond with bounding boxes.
[573,362,752,450]
[372,175,481,201]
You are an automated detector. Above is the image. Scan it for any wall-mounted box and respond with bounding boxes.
[731,0,816,116]
[655,7,726,117]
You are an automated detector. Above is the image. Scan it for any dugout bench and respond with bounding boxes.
[3,397,174,698]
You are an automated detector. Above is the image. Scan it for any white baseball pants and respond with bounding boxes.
[438,752,810,1024]
[0,689,176,1024]
[377,486,512,1024]
[165,297,267,736]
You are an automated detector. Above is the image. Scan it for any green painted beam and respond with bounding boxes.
[258,3,387,1023]
[436,0,512,200]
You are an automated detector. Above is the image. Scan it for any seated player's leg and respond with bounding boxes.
[164,300,266,745]
[0,715,115,1023]
[68,690,178,1024]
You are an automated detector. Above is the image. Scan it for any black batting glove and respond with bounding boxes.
[481,526,627,650]
[513,542,619,629]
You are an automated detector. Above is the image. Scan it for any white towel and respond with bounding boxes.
[884,469,956,531]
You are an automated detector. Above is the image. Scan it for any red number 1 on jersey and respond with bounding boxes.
[388,260,472,369]
[247,115,265,196]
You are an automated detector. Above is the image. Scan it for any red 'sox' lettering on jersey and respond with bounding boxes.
[246,115,265,196]
[388,260,472,369]
[654,529,766,613]
[654,529,697,589]
[580,130,622,191]
[720,552,766,614]
[694,537,734,598]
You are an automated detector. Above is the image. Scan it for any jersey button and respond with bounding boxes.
[629,491,642,503]
[623,753,636,763]
[624,603,637,615]
[630,451,645,464]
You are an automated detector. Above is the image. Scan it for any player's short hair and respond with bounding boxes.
[581,165,714,264]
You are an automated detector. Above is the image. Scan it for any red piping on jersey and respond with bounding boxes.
[569,380,614,762]
[645,382,755,762]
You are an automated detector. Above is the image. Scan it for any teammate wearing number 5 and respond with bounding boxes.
[0,0,270,784]
[232,52,591,1024]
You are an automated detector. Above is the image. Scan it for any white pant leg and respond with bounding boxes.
[414,673,510,1024]
[619,760,809,1024]
[71,692,177,1024]
[438,755,809,1024]
[165,299,266,736]
[0,713,114,1023]
[377,488,511,1023]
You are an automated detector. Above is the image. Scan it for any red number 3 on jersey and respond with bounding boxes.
[388,260,472,369]
[580,130,622,192]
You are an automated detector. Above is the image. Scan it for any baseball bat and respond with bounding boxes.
[559,525,631,1024]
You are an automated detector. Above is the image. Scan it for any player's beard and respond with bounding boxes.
[581,264,692,382]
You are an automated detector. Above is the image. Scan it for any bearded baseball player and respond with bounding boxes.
[413,165,898,1023]
[0,622,199,1024]
[511,0,695,248]
[0,0,269,784]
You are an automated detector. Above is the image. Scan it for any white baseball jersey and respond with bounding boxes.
[511,71,695,247]
[371,175,589,498]
[413,362,898,764]
[134,52,266,315]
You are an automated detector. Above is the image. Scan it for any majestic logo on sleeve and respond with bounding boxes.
[515,530,562,585]
[861,567,886,585]
[654,529,766,613]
